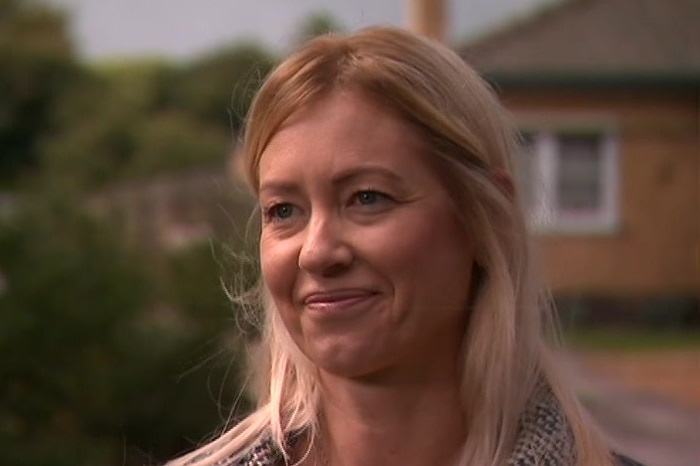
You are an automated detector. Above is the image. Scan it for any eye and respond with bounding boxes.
[264,202,295,222]
[351,189,392,207]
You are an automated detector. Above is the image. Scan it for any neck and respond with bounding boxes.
[311,359,466,466]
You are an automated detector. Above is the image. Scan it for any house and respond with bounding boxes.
[460,0,699,323]
[88,166,253,251]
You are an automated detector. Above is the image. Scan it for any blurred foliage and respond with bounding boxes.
[564,328,700,351]
[0,0,80,186]
[0,193,256,466]
[0,2,340,465]
[293,10,346,46]
[0,193,151,465]
[39,44,275,190]
[555,294,700,330]
[2,2,278,190]
[167,43,277,134]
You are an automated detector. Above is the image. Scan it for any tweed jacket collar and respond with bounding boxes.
[225,384,644,466]
[228,387,578,466]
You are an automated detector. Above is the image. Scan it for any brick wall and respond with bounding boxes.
[501,88,699,296]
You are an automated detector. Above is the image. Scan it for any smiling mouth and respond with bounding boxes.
[302,289,380,313]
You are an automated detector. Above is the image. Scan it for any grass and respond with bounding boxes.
[560,328,700,351]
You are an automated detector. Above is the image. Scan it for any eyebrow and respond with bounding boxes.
[258,165,406,195]
[331,165,406,186]
[258,181,299,197]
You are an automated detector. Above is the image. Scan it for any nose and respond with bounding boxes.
[298,213,353,276]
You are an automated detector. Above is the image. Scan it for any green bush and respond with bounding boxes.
[554,293,700,330]
[0,194,254,466]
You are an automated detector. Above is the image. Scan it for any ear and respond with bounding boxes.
[492,168,514,198]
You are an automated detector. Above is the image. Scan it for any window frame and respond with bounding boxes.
[516,115,620,235]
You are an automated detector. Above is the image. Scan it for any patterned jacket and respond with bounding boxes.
[221,388,645,466]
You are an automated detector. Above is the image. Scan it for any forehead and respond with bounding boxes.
[258,91,430,186]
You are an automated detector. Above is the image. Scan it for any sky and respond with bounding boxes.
[46,0,553,61]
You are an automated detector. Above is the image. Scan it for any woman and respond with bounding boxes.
[170,27,643,466]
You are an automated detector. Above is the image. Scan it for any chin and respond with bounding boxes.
[304,340,386,380]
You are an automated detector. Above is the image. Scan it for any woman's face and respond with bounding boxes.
[258,91,475,379]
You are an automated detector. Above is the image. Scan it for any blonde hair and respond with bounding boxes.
[170,27,612,466]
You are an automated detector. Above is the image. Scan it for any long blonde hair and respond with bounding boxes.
[170,27,612,466]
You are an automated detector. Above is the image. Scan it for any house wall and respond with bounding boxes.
[88,167,254,250]
[499,88,699,296]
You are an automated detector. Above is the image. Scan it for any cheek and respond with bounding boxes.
[260,237,297,303]
[260,239,307,345]
[368,209,473,302]
[354,215,450,282]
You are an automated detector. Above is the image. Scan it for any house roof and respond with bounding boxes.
[459,0,700,88]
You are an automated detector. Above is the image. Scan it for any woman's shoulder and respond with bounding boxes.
[226,440,644,466]
[228,442,646,466]
[613,452,646,466]
[222,437,281,466]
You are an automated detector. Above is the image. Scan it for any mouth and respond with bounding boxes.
[302,289,380,313]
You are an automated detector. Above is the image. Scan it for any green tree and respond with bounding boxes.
[167,43,277,134]
[128,111,228,177]
[294,11,345,46]
[0,193,153,465]
[39,45,277,189]
[0,193,254,466]
[39,58,236,189]
[39,61,180,189]
[0,0,78,186]
[38,69,140,189]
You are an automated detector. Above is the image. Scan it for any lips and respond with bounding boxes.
[302,288,379,313]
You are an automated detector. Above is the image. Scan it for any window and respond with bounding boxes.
[558,134,604,211]
[517,128,619,234]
